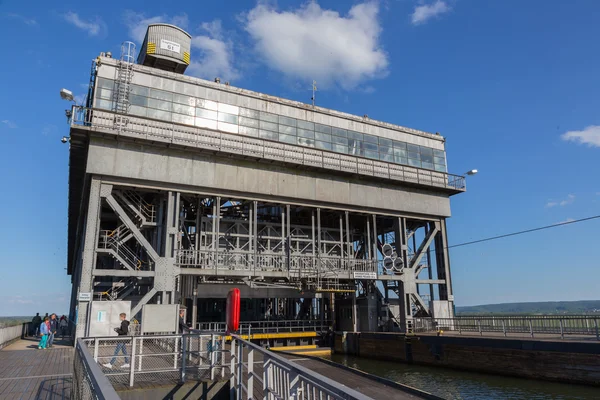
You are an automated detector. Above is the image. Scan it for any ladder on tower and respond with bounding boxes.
[112,41,136,131]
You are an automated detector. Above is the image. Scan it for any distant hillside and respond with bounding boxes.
[456,300,600,315]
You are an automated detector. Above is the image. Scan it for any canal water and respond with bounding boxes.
[328,354,600,399]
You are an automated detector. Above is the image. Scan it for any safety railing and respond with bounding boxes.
[81,333,227,387]
[71,107,466,192]
[230,334,371,400]
[73,338,120,400]
[175,249,376,275]
[413,315,600,340]
[98,229,152,272]
[197,319,332,334]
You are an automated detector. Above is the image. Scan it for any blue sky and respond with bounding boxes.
[0,0,599,316]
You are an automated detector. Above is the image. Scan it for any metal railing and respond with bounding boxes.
[71,107,466,192]
[413,315,600,340]
[230,334,371,400]
[73,338,120,400]
[99,229,152,271]
[197,319,332,334]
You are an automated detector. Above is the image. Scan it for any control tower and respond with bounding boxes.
[65,25,466,338]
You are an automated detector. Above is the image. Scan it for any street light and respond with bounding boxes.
[60,88,75,103]
[464,169,478,176]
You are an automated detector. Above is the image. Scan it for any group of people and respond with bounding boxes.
[30,313,69,350]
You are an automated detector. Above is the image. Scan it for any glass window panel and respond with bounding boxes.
[393,148,407,158]
[240,108,260,119]
[195,117,217,129]
[348,131,363,141]
[96,87,112,99]
[130,94,147,107]
[148,98,172,112]
[408,158,421,167]
[379,146,392,154]
[315,124,332,134]
[332,144,347,153]
[218,103,239,115]
[379,137,392,147]
[297,120,315,130]
[278,116,296,127]
[364,142,378,152]
[297,128,314,139]
[130,85,148,96]
[239,126,259,137]
[297,137,314,147]
[332,127,347,137]
[279,133,296,144]
[422,162,434,170]
[259,130,278,141]
[408,151,420,160]
[348,141,363,156]
[363,134,378,144]
[434,156,446,165]
[218,121,239,133]
[395,156,408,165]
[279,125,296,135]
[420,146,434,156]
[365,150,379,160]
[196,99,218,111]
[393,140,406,149]
[149,88,172,101]
[218,112,238,124]
[147,108,171,121]
[196,108,217,120]
[315,132,331,142]
[407,144,420,153]
[95,99,112,110]
[421,153,434,163]
[435,164,447,172]
[129,105,146,117]
[259,120,278,132]
[433,149,445,158]
[332,136,348,146]
[239,116,259,128]
[315,140,332,150]
[173,103,195,116]
[173,94,195,106]
[260,111,278,123]
[172,113,195,126]
[97,78,115,89]
[380,153,394,162]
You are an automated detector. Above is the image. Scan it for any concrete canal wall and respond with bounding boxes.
[334,332,600,386]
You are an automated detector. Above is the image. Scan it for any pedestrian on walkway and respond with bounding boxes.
[103,313,130,369]
[38,317,50,349]
[31,313,42,337]
[48,314,58,348]
[59,316,69,339]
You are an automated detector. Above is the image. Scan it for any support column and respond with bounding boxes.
[76,178,103,339]
[214,197,221,268]
[345,211,351,262]
[351,292,357,332]
[437,219,454,317]
[253,201,258,274]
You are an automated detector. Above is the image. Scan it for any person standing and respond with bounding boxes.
[103,313,130,369]
[31,313,42,337]
[48,314,58,348]
[59,316,69,339]
[178,309,188,333]
[38,317,50,349]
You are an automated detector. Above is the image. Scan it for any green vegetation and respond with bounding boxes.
[456,300,600,315]
[0,316,30,328]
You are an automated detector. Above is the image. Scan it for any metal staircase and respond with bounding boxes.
[113,190,156,226]
[98,227,148,271]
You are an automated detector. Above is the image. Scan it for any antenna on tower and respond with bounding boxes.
[310,80,317,107]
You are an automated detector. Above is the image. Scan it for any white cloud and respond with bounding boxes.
[243,2,388,89]
[64,12,104,36]
[6,13,37,26]
[188,20,240,81]
[561,125,600,148]
[411,1,451,25]
[546,194,575,208]
[1,120,17,129]
[124,12,238,81]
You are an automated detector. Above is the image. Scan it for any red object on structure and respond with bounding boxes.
[226,288,240,333]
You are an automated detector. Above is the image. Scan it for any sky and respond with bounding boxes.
[0,0,599,316]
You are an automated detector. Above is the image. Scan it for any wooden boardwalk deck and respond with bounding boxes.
[0,337,73,400]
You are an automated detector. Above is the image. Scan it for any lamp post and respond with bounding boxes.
[464,169,478,176]
[192,287,198,330]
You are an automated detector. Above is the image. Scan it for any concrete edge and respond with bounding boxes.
[276,350,443,400]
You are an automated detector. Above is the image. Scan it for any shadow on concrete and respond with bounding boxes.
[35,376,72,400]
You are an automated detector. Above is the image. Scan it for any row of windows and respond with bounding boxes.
[95,78,447,172]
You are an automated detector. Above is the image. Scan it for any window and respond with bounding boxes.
[297,128,314,139]
[315,132,331,142]
[315,141,332,150]
[218,112,238,125]
[297,137,314,147]
[278,116,296,127]
[363,134,378,144]
[297,120,314,130]
[195,117,217,129]
[332,136,347,146]
[149,88,172,102]
[332,127,347,137]
[173,93,195,106]
[379,137,392,147]
[130,85,149,97]
[172,113,194,125]
[365,150,379,160]
[218,103,239,115]
[315,124,332,134]
[279,125,296,135]
[148,98,171,112]
[259,120,278,132]
[197,99,218,111]
[172,103,194,116]
[130,95,147,107]
[260,111,278,123]
[239,126,259,137]
[147,108,171,121]
[408,158,421,167]
[407,144,420,153]
[196,108,217,120]
[420,152,434,164]
[259,130,278,141]
[240,108,260,119]
[239,116,259,128]
[279,133,296,144]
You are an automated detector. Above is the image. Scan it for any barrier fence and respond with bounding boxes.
[0,323,27,349]
[413,315,600,340]
[197,319,332,334]
[73,338,120,400]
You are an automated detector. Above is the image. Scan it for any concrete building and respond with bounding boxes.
[65,25,466,338]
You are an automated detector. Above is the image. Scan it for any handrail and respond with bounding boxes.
[73,338,120,400]
[197,319,332,333]
[71,106,466,192]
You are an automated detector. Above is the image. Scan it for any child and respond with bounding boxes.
[38,317,50,349]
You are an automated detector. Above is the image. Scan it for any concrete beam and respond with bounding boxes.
[93,269,155,277]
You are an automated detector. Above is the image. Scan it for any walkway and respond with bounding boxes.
[0,337,73,400]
